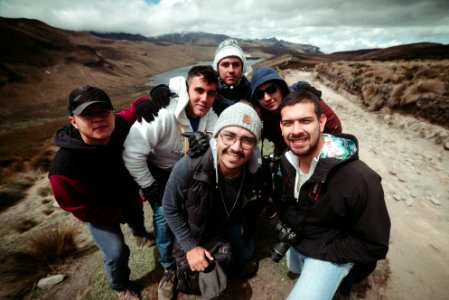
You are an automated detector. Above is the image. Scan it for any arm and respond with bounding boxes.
[122,111,168,188]
[116,96,151,125]
[324,165,391,264]
[162,156,213,271]
[162,156,198,252]
[49,174,124,224]
[320,99,343,134]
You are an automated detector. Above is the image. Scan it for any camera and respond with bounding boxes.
[271,221,299,263]
[262,153,280,175]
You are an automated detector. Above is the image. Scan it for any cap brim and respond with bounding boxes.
[72,101,113,115]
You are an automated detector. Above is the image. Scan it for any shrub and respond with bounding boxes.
[0,175,35,212]
[389,83,408,107]
[0,226,79,298]
[402,79,446,105]
[29,144,58,172]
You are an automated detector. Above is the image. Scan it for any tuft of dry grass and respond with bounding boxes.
[29,144,58,172]
[0,143,57,212]
[0,226,80,299]
[402,79,446,105]
[0,174,35,212]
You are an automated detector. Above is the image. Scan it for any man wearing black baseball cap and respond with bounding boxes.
[49,85,151,300]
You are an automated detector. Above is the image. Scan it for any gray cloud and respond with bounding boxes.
[1,0,448,53]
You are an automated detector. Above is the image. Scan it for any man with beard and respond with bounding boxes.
[162,103,269,298]
[275,90,390,299]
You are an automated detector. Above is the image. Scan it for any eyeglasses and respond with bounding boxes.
[219,132,256,150]
[254,85,278,100]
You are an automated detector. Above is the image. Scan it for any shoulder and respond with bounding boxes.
[49,148,81,179]
[113,115,131,139]
[332,159,381,188]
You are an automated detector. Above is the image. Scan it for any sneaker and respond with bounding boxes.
[117,289,140,300]
[287,271,300,280]
[158,269,177,300]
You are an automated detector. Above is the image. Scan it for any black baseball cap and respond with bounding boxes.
[68,85,113,115]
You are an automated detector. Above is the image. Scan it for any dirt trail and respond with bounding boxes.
[284,70,449,299]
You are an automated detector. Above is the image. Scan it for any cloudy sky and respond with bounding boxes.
[1,0,448,53]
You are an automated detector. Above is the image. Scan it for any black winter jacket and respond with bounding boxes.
[212,76,252,116]
[278,134,390,264]
[163,149,270,255]
[49,116,144,225]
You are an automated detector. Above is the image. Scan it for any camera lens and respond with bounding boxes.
[271,242,291,263]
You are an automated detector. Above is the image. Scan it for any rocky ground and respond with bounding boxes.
[283,70,449,300]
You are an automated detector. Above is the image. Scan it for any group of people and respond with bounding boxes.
[49,39,391,300]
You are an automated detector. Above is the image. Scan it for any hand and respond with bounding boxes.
[185,131,210,158]
[150,84,171,108]
[141,182,164,206]
[135,100,161,123]
[186,246,214,272]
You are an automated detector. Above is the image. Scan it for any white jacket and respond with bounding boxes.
[123,76,218,188]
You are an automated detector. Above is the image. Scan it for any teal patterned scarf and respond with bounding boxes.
[319,134,357,160]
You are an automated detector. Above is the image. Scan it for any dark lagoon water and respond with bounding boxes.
[148,59,263,86]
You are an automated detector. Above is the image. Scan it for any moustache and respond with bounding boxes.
[223,148,246,159]
[287,133,307,140]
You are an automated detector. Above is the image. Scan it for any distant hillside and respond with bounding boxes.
[91,31,322,55]
[329,43,449,61]
[89,31,153,42]
[262,42,449,71]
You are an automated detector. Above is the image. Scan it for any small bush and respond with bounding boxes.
[0,226,79,298]
[389,83,408,107]
[29,144,58,172]
[402,79,446,105]
[0,174,35,212]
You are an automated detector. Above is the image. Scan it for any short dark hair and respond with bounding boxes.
[187,65,218,86]
[280,90,322,118]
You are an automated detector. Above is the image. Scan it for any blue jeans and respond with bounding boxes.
[148,200,176,270]
[286,247,353,300]
[223,222,254,262]
[88,223,131,291]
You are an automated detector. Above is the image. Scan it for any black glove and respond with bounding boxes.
[141,182,164,206]
[150,84,171,108]
[185,131,210,158]
[135,100,161,123]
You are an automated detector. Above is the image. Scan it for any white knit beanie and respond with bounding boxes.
[213,102,262,142]
[213,39,247,74]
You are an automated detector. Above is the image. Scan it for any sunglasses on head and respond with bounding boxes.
[255,85,278,100]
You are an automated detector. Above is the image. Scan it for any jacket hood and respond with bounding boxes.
[284,133,359,183]
[54,124,95,150]
[169,76,190,119]
[250,67,290,105]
